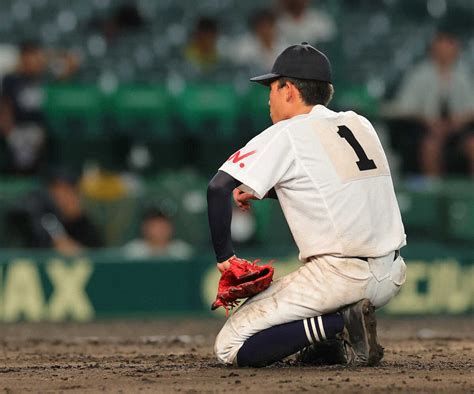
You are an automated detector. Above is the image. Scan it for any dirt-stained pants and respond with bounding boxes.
[215,251,407,365]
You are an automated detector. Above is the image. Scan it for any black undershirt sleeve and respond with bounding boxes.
[266,188,278,200]
[207,171,278,262]
[207,170,242,262]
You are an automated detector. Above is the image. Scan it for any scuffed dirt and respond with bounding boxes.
[0,317,472,393]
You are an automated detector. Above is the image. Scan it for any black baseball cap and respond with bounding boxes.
[250,42,332,86]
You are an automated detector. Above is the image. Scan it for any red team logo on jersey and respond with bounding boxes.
[227,150,256,168]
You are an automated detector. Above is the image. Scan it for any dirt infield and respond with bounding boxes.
[0,317,472,393]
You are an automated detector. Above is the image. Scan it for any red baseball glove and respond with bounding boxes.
[211,256,274,315]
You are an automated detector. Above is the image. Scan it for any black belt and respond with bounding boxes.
[355,250,400,262]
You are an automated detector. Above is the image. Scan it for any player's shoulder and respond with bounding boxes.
[342,110,378,135]
[250,119,291,143]
[309,105,371,125]
[345,110,374,128]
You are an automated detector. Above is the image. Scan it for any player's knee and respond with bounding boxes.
[372,257,406,308]
[214,328,240,366]
[214,335,232,365]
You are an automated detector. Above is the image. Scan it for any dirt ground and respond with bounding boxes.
[0,317,472,393]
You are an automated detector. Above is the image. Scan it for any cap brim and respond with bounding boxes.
[249,72,280,86]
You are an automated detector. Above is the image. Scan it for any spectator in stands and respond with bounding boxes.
[277,0,336,46]
[125,208,192,260]
[49,50,81,81]
[388,31,474,176]
[0,41,80,175]
[0,44,18,82]
[0,41,47,175]
[44,169,103,255]
[184,17,221,73]
[92,2,146,42]
[5,168,103,252]
[231,9,287,74]
[80,163,130,202]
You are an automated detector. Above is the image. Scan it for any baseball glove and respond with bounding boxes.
[211,256,274,315]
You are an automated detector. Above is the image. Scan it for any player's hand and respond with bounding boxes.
[217,255,234,272]
[233,188,256,211]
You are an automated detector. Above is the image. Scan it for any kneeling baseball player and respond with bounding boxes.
[207,43,407,367]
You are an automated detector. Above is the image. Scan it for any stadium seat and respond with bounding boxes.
[172,83,241,173]
[108,84,172,139]
[145,170,209,246]
[443,180,474,242]
[175,83,240,139]
[43,84,115,171]
[108,84,191,172]
[83,196,141,246]
[242,85,272,135]
[396,185,442,239]
[332,83,379,117]
[43,84,105,137]
[445,196,474,242]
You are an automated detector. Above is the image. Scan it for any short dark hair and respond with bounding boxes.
[195,17,218,34]
[19,40,41,54]
[142,207,170,223]
[433,29,458,44]
[46,167,78,187]
[249,9,276,31]
[277,77,334,106]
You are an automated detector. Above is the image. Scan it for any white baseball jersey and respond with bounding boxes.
[219,105,406,260]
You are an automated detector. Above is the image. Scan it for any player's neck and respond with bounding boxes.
[288,103,314,119]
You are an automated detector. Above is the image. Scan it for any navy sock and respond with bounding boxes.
[236,313,344,367]
[304,313,344,342]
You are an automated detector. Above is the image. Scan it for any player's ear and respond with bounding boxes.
[285,81,295,102]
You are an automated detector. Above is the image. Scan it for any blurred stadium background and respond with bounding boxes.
[0,0,472,322]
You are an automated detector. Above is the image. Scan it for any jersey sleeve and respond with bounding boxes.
[219,128,294,199]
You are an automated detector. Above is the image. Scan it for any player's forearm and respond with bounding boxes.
[207,171,241,262]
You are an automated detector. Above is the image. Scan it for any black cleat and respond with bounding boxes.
[340,299,384,366]
[297,339,348,365]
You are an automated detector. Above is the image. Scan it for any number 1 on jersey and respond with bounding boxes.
[337,126,377,171]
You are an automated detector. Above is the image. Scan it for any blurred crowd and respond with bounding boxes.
[6,167,194,258]
[384,31,474,177]
[0,0,473,254]
[184,0,336,76]
[0,0,338,174]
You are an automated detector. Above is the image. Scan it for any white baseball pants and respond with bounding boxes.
[215,251,407,365]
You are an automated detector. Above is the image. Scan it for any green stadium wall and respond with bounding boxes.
[0,243,472,322]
